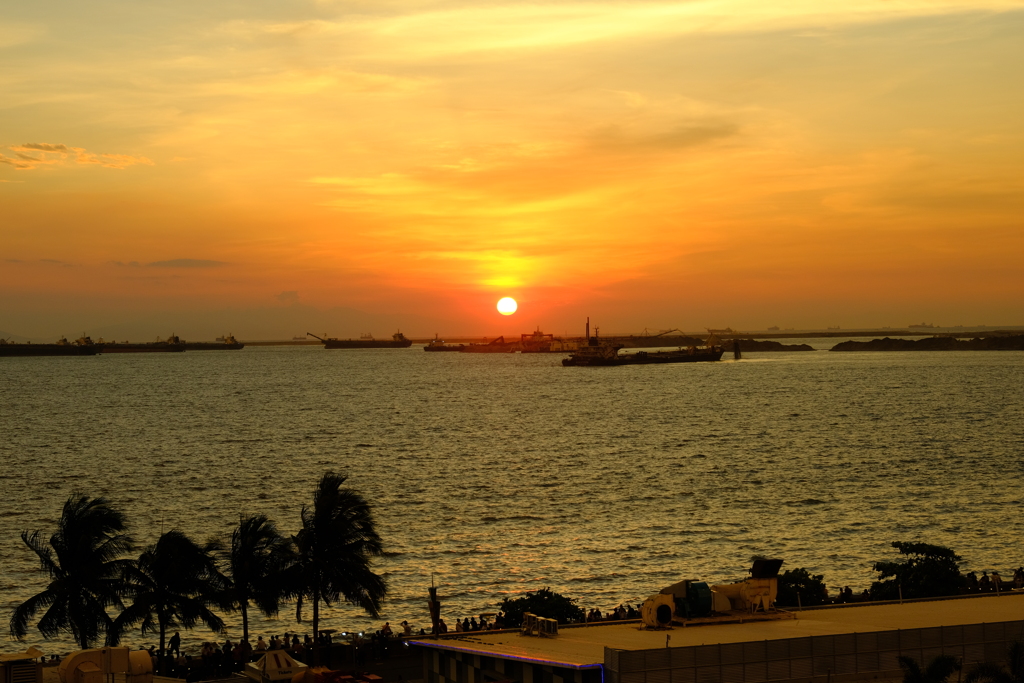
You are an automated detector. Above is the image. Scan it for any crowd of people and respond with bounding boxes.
[586,604,640,622]
[820,567,1024,606]
[965,568,1023,592]
[141,630,338,680]
[427,613,507,634]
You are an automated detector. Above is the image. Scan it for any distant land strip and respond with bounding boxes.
[831,335,1024,351]
[244,329,1024,346]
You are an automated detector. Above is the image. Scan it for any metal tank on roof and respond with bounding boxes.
[57,647,152,683]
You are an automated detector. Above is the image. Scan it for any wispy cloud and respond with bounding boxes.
[22,143,69,153]
[225,1,1024,61]
[0,21,45,48]
[6,258,75,267]
[146,259,227,268]
[589,122,740,152]
[112,259,228,268]
[1,143,153,170]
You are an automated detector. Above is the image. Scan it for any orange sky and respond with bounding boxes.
[2,1,1023,339]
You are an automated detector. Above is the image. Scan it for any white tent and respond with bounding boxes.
[244,651,309,683]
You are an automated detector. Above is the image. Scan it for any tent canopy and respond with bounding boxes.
[245,651,309,682]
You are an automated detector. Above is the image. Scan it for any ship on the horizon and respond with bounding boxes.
[98,335,186,353]
[423,335,465,352]
[0,335,100,357]
[184,334,245,351]
[562,319,725,367]
[518,328,558,353]
[307,331,413,349]
[460,335,517,353]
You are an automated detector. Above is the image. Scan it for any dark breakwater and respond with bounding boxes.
[832,336,1024,351]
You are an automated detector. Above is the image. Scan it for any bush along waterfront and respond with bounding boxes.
[873,542,965,600]
[498,587,586,628]
[775,541,1021,607]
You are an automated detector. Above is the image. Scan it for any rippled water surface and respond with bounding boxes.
[2,345,1023,653]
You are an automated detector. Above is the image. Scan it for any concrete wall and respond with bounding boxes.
[423,649,602,683]
[605,619,1024,683]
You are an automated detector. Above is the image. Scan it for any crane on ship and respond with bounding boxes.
[637,328,681,338]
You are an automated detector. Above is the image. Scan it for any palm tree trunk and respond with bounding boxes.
[242,602,249,646]
[312,588,320,667]
[75,614,89,650]
[159,616,168,675]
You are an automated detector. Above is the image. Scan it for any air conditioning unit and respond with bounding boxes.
[711,559,783,614]
[537,617,558,637]
[521,613,558,637]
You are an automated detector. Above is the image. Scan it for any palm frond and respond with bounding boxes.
[1008,641,1024,683]
[37,597,75,642]
[924,654,961,683]
[21,531,60,577]
[964,662,1013,683]
[900,656,924,683]
[9,590,56,640]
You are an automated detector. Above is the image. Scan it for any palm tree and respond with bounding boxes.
[900,654,962,683]
[290,472,387,665]
[110,530,225,671]
[9,493,134,649]
[222,513,293,645]
[964,642,1024,683]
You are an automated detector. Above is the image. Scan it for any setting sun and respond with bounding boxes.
[497,297,518,316]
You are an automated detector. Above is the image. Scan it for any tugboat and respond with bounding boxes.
[0,335,100,357]
[423,335,465,352]
[562,319,723,367]
[307,331,413,349]
[560,320,624,366]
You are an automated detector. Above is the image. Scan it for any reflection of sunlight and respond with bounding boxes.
[235,3,1008,62]
[483,275,522,289]
[478,253,531,290]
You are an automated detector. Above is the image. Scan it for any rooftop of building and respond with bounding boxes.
[409,592,1024,670]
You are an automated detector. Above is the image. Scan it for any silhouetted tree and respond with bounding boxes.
[9,494,134,649]
[872,541,963,599]
[776,568,829,607]
[964,642,1024,683]
[899,654,961,683]
[111,530,225,671]
[290,472,387,666]
[499,588,585,627]
[222,513,294,645]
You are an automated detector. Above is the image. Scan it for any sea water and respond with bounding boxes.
[1,344,1022,653]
